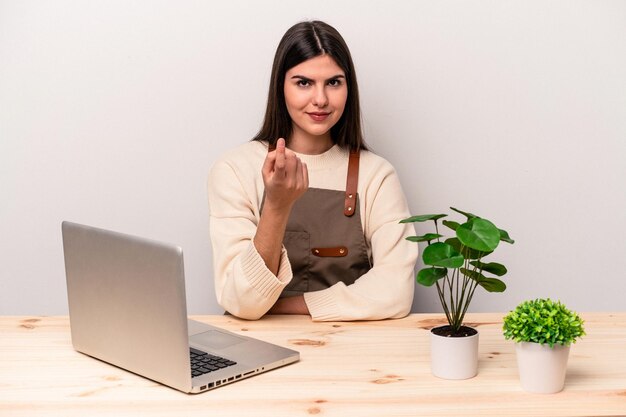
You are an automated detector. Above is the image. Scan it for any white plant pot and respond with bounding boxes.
[430,326,479,380]
[515,342,571,394]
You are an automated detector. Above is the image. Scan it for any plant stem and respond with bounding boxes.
[459,261,482,322]
[460,280,479,321]
[455,265,460,324]
[448,270,456,329]
[436,280,452,325]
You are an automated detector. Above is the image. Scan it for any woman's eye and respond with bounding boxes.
[296,80,310,87]
[328,79,342,87]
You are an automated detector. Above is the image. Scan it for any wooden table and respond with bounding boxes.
[1,313,625,416]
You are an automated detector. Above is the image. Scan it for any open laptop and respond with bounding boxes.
[61,221,299,393]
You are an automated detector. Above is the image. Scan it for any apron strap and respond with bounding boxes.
[344,150,360,217]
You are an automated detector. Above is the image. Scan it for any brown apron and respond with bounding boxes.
[262,149,372,298]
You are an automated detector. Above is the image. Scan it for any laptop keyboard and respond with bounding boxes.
[190,347,237,378]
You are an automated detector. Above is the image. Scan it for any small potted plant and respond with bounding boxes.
[401,207,514,379]
[503,298,585,393]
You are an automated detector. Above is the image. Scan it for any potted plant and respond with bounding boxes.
[503,298,585,393]
[401,207,514,379]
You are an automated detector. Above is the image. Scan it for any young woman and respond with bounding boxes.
[208,21,417,321]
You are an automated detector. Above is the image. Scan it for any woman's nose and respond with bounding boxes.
[312,86,328,108]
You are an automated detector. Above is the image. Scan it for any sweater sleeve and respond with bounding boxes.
[303,160,417,321]
[207,158,293,320]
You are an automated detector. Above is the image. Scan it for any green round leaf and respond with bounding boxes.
[422,242,464,268]
[400,214,447,223]
[460,269,506,292]
[469,261,508,276]
[460,268,485,281]
[442,220,460,231]
[416,267,447,286]
[450,207,478,219]
[499,228,515,244]
[445,238,491,260]
[405,233,443,243]
[456,218,501,252]
[477,277,506,292]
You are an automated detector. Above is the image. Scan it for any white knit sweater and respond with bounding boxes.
[207,141,417,321]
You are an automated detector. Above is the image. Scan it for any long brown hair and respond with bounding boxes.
[253,21,367,151]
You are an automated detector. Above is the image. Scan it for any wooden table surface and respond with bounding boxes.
[1,313,625,416]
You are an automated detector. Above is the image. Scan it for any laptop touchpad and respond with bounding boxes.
[190,330,246,350]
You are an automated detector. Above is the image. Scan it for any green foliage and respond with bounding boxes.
[503,298,585,347]
[456,218,501,252]
[400,214,448,223]
[422,242,464,268]
[401,207,514,333]
[417,267,447,286]
[406,233,443,243]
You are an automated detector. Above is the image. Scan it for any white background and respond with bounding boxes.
[1,0,625,315]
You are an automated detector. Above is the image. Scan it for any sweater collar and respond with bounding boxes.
[293,144,347,171]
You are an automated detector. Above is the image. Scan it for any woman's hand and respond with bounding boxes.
[253,138,308,277]
[261,138,308,211]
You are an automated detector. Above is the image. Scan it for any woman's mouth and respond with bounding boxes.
[307,112,330,122]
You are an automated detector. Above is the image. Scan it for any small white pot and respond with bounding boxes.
[515,342,571,394]
[430,326,479,380]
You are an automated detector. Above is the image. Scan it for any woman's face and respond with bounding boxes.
[283,54,348,147]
